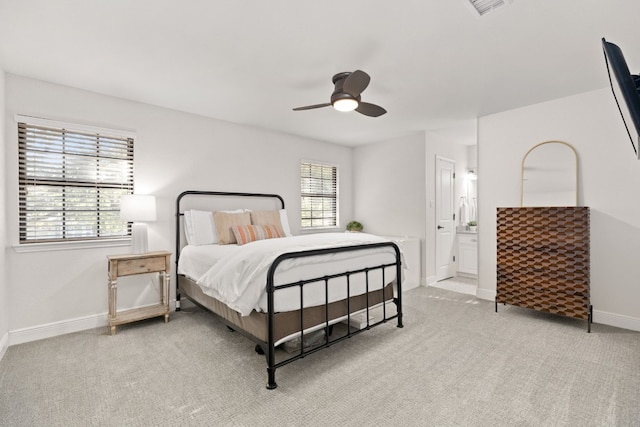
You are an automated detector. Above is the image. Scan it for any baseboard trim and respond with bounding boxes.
[475,288,496,301]
[0,332,9,361]
[9,301,178,346]
[9,313,108,346]
[474,289,640,332]
[593,309,640,332]
[402,281,420,292]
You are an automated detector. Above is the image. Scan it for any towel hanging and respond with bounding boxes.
[459,196,468,225]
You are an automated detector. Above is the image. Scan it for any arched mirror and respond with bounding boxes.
[521,141,578,207]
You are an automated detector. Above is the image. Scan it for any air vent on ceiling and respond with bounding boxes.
[468,0,509,16]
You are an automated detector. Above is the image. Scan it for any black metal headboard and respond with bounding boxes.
[174,190,286,297]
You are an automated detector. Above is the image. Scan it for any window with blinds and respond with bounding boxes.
[300,161,338,228]
[18,118,134,243]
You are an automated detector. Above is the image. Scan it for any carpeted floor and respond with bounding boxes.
[1,286,639,426]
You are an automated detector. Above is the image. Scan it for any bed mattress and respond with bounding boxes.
[178,232,400,316]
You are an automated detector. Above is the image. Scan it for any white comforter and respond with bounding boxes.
[193,233,399,316]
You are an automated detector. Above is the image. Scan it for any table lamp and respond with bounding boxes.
[120,194,157,254]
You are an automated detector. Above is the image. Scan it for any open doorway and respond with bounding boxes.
[432,145,478,295]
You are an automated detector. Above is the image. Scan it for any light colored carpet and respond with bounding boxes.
[1,286,639,426]
[430,278,477,295]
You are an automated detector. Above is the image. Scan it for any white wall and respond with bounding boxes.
[353,133,426,282]
[3,74,354,343]
[478,88,640,331]
[425,131,470,284]
[353,131,476,286]
[0,69,8,357]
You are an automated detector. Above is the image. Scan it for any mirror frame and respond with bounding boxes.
[520,140,578,207]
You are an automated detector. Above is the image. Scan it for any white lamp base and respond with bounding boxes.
[131,222,149,254]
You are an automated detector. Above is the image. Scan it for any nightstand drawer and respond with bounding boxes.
[117,257,167,276]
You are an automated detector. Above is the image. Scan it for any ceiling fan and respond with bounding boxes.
[293,70,387,117]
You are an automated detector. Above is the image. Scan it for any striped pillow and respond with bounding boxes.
[231,224,283,245]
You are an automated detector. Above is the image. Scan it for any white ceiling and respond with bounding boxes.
[1,0,639,147]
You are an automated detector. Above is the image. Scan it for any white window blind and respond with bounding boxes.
[300,161,338,228]
[18,119,134,243]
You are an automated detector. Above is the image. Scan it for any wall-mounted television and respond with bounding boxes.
[602,38,640,158]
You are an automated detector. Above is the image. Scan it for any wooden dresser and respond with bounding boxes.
[496,207,592,331]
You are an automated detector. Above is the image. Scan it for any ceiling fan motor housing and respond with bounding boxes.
[331,91,360,104]
[331,72,360,104]
[332,72,352,84]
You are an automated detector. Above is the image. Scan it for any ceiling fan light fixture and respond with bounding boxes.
[333,98,359,112]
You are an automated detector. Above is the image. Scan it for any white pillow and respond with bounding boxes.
[184,210,216,245]
[183,210,195,244]
[279,209,293,236]
[184,209,246,245]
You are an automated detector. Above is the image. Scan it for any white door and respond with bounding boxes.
[435,156,455,281]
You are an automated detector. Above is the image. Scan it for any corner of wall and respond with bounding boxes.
[0,67,8,357]
[0,332,8,361]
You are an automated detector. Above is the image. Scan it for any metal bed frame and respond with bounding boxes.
[175,190,403,389]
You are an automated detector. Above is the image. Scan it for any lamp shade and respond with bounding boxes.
[120,194,157,222]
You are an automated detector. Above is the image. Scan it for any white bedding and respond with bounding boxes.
[179,233,400,316]
[178,244,243,281]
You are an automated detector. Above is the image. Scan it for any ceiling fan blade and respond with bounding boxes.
[343,70,370,97]
[356,102,387,117]
[293,103,331,111]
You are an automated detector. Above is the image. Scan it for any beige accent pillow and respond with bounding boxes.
[250,210,285,236]
[213,211,251,244]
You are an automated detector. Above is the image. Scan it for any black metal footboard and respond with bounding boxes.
[263,242,403,390]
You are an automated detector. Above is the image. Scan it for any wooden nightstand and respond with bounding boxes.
[107,251,172,335]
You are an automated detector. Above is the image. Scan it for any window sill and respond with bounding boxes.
[13,238,131,253]
[299,227,343,234]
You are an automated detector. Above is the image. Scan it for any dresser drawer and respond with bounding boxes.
[496,273,589,294]
[497,206,589,225]
[497,250,589,268]
[497,230,589,248]
[496,286,589,320]
[497,265,589,290]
